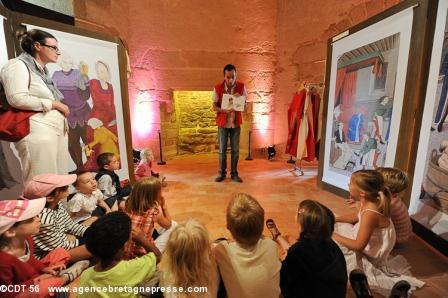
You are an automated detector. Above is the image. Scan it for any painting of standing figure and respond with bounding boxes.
[83,60,120,171]
[52,53,91,173]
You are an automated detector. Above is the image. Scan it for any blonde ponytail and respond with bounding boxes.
[352,169,392,217]
[377,187,392,217]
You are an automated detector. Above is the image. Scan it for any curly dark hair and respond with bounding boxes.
[85,211,131,261]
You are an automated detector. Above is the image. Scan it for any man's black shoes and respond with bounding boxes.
[231,175,243,183]
[215,175,226,182]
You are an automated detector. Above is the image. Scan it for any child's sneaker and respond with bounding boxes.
[59,260,90,282]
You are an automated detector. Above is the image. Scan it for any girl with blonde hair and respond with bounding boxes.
[333,170,424,295]
[159,219,218,297]
[123,177,176,259]
[135,148,166,186]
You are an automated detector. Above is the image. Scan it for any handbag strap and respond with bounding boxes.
[23,60,31,90]
[0,60,31,110]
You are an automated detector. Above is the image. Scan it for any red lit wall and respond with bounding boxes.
[75,0,400,158]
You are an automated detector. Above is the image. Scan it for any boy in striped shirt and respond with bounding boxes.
[23,173,92,261]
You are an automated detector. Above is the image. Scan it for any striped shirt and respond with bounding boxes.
[33,202,88,259]
[390,196,412,244]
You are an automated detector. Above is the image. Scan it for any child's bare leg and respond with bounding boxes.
[118,201,126,210]
[111,201,118,211]
[67,245,92,263]
[66,234,77,241]
[276,234,292,252]
[81,216,98,226]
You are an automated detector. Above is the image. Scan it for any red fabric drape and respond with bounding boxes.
[285,90,307,156]
[339,71,358,137]
[285,90,316,161]
[335,68,346,105]
[345,57,382,73]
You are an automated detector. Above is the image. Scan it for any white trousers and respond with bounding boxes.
[154,221,178,253]
[14,120,68,183]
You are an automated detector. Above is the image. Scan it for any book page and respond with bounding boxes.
[221,94,245,111]
[233,95,246,112]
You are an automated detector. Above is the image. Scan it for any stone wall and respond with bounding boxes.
[75,0,277,159]
[159,91,252,157]
[74,0,401,159]
[174,91,216,154]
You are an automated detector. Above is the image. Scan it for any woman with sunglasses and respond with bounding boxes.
[0,29,70,183]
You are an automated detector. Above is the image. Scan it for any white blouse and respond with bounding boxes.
[66,189,104,223]
[0,58,65,131]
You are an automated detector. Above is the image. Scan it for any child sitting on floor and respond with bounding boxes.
[377,167,412,245]
[135,148,166,186]
[67,171,117,225]
[157,219,219,298]
[266,200,347,298]
[333,170,424,296]
[124,177,176,258]
[23,173,91,262]
[0,198,89,298]
[95,152,132,209]
[213,193,281,298]
[78,211,161,297]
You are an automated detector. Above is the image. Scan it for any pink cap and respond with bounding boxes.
[23,173,76,199]
[0,198,46,234]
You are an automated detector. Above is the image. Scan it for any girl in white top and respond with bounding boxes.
[333,170,424,296]
[0,29,70,183]
[67,171,116,225]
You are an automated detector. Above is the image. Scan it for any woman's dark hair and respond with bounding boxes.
[20,29,56,56]
[85,211,131,261]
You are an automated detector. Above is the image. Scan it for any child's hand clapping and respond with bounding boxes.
[131,227,146,245]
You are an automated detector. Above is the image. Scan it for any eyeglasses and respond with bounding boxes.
[41,44,60,53]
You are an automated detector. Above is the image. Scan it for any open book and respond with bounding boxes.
[221,94,246,112]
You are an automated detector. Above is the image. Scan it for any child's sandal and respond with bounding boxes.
[265,219,281,240]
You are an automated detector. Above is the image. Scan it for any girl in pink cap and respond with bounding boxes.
[0,198,88,297]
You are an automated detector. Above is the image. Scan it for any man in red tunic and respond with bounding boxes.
[212,64,247,182]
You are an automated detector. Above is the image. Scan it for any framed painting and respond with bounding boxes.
[319,6,414,192]
[409,0,448,246]
[0,6,24,200]
[23,20,132,181]
[0,10,133,194]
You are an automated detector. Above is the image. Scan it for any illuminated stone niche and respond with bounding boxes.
[173,91,217,154]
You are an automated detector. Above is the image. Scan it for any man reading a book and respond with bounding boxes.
[212,64,247,183]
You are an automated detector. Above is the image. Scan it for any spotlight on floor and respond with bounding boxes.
[267,145,276,161]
